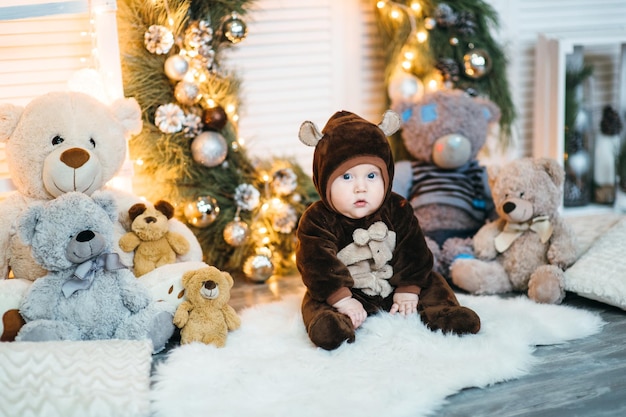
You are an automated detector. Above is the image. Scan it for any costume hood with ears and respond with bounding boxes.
[298,110,401,210]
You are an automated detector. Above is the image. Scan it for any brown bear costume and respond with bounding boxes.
[296,110,481,350]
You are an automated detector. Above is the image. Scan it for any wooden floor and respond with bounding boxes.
[224,274,626,417]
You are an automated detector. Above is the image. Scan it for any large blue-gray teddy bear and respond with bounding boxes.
[15,191,174,353]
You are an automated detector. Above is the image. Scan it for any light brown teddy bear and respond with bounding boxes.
[173,266,241,346]
[119,200,190,277]
[450,157,578,304]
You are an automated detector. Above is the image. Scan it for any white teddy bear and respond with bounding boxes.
[0,91,205,340]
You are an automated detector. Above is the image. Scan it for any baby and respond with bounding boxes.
[296,110,481,350]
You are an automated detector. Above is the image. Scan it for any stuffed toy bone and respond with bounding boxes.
[15,191,175,353]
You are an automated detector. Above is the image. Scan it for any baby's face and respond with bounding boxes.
[330,163,385,219]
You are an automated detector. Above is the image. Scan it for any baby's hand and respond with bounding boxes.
[333,297,367,329]
[390,292,418,317]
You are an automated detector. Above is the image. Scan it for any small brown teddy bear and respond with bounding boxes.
[173,266,241,346]
[450,157,579,304]
[119,200,190,277]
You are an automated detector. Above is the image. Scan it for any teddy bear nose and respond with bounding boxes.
[503,202,516,214]
[203,280,217,290]
[76,230,95,242]
[145,216,157,224]
[60,148,90,169]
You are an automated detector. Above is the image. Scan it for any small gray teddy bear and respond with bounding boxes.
[15,191,174,353]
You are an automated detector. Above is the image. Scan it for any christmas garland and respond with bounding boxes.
[117,0,317,279]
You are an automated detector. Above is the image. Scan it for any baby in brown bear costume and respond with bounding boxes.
[296,110,481,350]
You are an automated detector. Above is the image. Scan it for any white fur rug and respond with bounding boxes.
[151,294,604,417]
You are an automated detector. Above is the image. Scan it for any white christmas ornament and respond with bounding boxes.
[191,131,228,167]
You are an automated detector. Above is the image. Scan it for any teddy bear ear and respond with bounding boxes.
[222,271,234,287]
[110,97,143,138]
[91,190,118,223]
[128,203,147,221]
[537,157,564,187]
[298,120,323,147]
[475,97,502,124]
[0,103,24,142]
[154,200,175,219]
[486,163,502,189]
[378,110,401,137]
[17,203,44,246]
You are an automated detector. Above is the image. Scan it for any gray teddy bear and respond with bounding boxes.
[15,191,174,353]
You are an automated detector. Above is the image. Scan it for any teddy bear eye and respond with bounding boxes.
[51,135,64,145]
[89,138,96,148]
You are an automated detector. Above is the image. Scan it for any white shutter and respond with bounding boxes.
[225,0,386,174]
[0,0,123,198]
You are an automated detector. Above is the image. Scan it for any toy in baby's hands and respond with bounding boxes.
[391,89,500,277]
[119,200,191,277]
[173,266,240,347]
[450,157,578,304]
[15,191,175,353]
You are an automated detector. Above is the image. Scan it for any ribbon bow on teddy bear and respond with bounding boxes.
[494,215,553,253]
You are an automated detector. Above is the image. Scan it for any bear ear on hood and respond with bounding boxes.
[110,97,143,138]
[378,110,401,137]
[298,120,323,147]
[0,103,24,142]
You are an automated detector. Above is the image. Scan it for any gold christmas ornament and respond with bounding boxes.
[463,48,492,79]
[243,253,274,282]
[223,219,250,246]
[174,81,201,106]
[222,13,248,44]
[184,196,220,227]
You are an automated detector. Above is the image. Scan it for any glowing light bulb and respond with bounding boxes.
[417,31,427,43]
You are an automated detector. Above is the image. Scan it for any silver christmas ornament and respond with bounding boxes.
[174,81,201,106]
[184,196,220,228]
[191,131,228,167]
[463,48,492,79]
[243,253,274,282]
[222,13,248,44]
[164,55,189,81]
[223,219,250,246]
